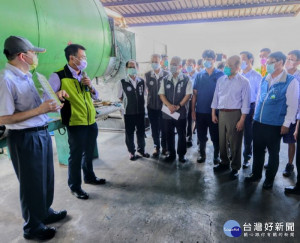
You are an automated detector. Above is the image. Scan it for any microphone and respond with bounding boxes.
[82,71,89,92]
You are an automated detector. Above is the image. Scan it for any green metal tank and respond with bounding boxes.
[0,0,112,78]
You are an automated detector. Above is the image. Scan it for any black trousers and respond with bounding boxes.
[147,107,166,151]
[252,121,282,182]
[296,125,300,187]
[187,99,193,138]
[164,118,187,157]
[8,129,54,234]
[196,112,219,148]
[243,103,255,161]
[124,114,145,154]
[67,122,98,191]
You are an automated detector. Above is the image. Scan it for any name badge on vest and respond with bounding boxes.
[166,84,171,89]
[149,81,154,86]
[177,82,183,93]
[127,86,132,92]
[139,86,143,96]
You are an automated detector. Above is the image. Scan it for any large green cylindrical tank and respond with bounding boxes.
[0,0,112,78]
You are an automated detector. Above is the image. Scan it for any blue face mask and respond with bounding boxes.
[203,60,212,69]
[241,61,248,70]
[266,63,275,74]
[170,65,179,74]
[151,63,160,70]
[127,68,137,76]
[186,65,193,73]
[224,66,232,76]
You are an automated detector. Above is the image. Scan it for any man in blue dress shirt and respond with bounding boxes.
[0,36,67,240]
[240,51,262,168]
[192,50,224,164]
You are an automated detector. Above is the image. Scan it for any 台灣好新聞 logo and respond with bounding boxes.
[223,220,242,237]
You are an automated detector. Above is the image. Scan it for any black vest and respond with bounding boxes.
[145,70,169,110]
[121,78,145,115]
[162,74,189,120]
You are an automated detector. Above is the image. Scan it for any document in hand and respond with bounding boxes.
[161,105,180,120]
[35,72,62,106]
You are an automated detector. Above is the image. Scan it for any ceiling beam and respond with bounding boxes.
[122,0,300,18]
[102,0,174,7]
[128,13,295,27]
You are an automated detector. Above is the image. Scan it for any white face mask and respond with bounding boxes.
[170,65,179,74]
[24,53,38,70]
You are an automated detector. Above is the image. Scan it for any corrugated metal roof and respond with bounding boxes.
[100,0,300,27]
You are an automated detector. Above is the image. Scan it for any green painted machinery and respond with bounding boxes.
[0,0,136,165]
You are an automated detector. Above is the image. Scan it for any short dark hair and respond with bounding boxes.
[187,58,196,65]
[3,49,18,61]
[240,51,254,64]
[197,59,203,65]
[64,44,86,61]
[260,48,271,53]
[125,59,138,68]
[268,51,286,65]
[288,50,300,61]
[182,59,187,66]
[217,62,225,69]
[202,50,216,59]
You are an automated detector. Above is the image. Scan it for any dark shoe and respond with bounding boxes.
[229,169,239,180]
[243,160,251,169]
[129,153,141,161]
[263,179,273,190]
[244,173,262,183]
[44,210,67,224]
[161,149,168,156]
[85,177,106,185]
[213,163,230,172]
[179,156,187,163]
[186,137,193,148]
[164,154,176,162]
[264,162,268,169]
[24,226,56,240]
[284,186,300,195]
[283,163,294,177]
[213,157,220,165]
[71,189,89,200]
[197,155,206,163]
[138,151,150,158]
[152,148,160,158]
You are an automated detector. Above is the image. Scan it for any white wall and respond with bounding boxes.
[129,14,300,68]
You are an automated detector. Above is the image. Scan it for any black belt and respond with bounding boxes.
[10,125,48,133]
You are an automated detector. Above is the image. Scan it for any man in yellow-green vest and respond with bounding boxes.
[49,44,106,200]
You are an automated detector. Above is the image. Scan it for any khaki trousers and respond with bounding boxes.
[218,110,243,170]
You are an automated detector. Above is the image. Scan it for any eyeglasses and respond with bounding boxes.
[74,56,87,61]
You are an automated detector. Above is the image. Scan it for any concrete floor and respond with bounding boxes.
[0,130,300,243]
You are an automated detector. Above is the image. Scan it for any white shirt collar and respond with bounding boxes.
[266,70,286,83]
[125,75,141,83]
[151,68,163,78]
[167,72,184,82]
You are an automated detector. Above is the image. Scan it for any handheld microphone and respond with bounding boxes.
[82,71,89,92]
